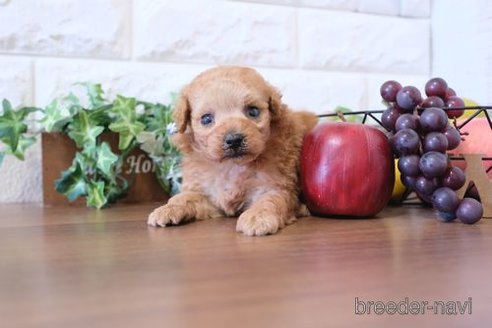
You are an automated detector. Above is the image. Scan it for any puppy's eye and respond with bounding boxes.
[246,106,260,118]
[200,113,214,126]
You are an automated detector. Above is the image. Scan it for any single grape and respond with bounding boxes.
[396,86,422,111]
[432,187,460,213]
[445,87,456,100]
[421,96,445,109]
[414,175,438,195]
[425,77,448,98]
[436,211,457,222]
[395,114,420,132]
[398,155,421,177]
[419,97,445,115]
[445,96,465,118]
[423,132,449,153]
[420,107,449,132]
[392,129,421,156]
[456,198,483,224]
[416,191,433,205]
[401,174,417,188]
[441,167,466,190]
[381,107,401,131]
[419,151,449,178]
[443,126,461,150]
[380,80,402,102]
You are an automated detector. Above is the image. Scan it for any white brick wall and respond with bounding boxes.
[0,57,33,106]
[0,0,131,58]
[0,0,431,203]
[298,10,429,74]
[432,0,492,105]
[134,1,297,67]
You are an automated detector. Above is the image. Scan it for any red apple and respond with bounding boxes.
[451,117,492,178]
[301,122,394,217]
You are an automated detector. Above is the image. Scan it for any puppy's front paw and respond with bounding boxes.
[236,209,281,236]
[147,205,189,227]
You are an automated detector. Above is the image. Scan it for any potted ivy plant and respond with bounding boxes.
[0,83,181,208]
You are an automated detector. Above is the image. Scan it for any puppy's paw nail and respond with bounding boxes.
[147,212,162,227]
[147,208,171,227]
[148,205,189,227]
[237,211,280,236]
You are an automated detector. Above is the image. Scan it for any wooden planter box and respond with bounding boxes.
[42,133,169,206]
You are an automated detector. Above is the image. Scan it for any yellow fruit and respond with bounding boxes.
[391,159,407,202]
[461,98,484,119]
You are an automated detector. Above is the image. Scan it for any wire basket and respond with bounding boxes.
[317,106,492,205]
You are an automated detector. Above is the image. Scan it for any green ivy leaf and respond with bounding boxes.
[109,96,145,150]
[86,180,107,209]
[96,142,118,177]
[106,176,129,204]
[39,99,72,132]
[67,110,104,148]
[153,155,182,195]
[87,104,112,126]
[4,136,36,160]
[112,95,136,113]
[137,131,164,155]
[64,92,82,115]
[112,127,134,150]
[0,100,37,152]
[145,104,173,135]
[1,98,13,112]
[55,159,87,202]
[78,82,106,109]
[74,149,97,175]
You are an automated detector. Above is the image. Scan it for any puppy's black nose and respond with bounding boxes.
[224,133,245,149]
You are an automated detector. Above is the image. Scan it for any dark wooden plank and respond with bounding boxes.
[0,204,491,327]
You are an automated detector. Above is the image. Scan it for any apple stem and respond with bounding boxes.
[336,112,347,122]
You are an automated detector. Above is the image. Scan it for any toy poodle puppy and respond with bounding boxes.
[147,66,318,236]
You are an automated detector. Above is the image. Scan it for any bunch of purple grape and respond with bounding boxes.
[380,78,483,224]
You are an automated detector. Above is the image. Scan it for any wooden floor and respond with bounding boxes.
[1,203,491,328]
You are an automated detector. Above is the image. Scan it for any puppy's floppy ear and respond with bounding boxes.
[173,88,191,133]
[268,86,284,121]
[171,87,194,153]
